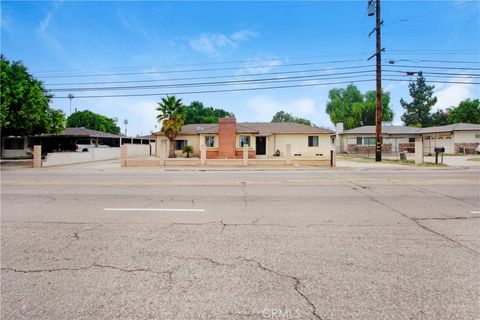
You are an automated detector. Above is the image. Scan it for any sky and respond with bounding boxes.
[1,0,479,136]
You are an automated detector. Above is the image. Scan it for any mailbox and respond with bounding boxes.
[434,147,445,153]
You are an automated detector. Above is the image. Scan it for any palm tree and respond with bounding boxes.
[156,96,185,158]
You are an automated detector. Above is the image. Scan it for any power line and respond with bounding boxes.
[385,79,480,85]
[48,70,379,92]
[33,57,367,74]
[49,69,479,93]
[37,59,371,79]
[44,65,379,86]
[50,79,378,99]
[382,64,480,71]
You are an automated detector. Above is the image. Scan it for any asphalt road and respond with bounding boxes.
[1,163,479,320]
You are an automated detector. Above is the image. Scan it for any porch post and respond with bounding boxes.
[200,144,206,165]
[243,144,248,166]
[415,137,423,164]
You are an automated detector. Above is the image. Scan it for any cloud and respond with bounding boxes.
[246,96,317,122]
[434,78,477,110]
[235,57,282,76]
[189,29,258,55]
[38,0,62,33]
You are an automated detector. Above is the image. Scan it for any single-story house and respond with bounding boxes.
[335,123,418,155]
[154,117,333,159]
[417,123,480,154]
[334,122,480,155]
[1,127,155,159]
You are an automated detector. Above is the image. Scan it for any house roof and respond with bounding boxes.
[154,122,332,136]
[416,123,480,134]
[342,123,480,135]
[342,125,418,135]
[62,127,122,138]
[34,127,122,138]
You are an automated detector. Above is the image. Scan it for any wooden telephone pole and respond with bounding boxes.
[368,0,384,161]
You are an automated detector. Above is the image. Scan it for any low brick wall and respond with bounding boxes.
[347,144,392,154]
[122,157,335,167]
[205,159,244,166]
[291,159,330,166]
[165,159,201,166]
[455,143,479,154]
[247,159,287,166]
[125,159,164,167]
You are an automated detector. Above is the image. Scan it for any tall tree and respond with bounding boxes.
[325,84,394,129]
[448,99,480,124]
[156,96,185,158]
[361,90,394,126]
[271,111,312,126]
[430,109,450,126]
[66,110,120,134]
[0,55,65,136]
[184,101,233,125]
[400,72,437,127]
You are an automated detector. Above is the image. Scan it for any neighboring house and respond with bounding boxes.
[154,117,333,159]
[1,127,156,159]
[417,123,480,154]
[336,124,418,155]
[1,136,31,159]
[335,122,480,155]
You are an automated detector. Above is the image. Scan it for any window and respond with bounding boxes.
[240,135,250,147]
[175,140,187,150]
[364,137,376,145]
[308,136,319,147]
[409,138,415,143]
[475,134,480,139]
[205,136,215,147]
[4,138,25,150]
[356,137,363,145]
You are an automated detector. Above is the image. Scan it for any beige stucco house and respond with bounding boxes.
[154,117,333,159]
[335,122,480,155]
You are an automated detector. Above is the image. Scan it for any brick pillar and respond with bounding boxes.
[218,117,236,159]
[415,137,423,164]
[33,145,42,168]
[200,144,206,165]
[285,144,292,165]
[120,144,128,167]
[243,144,248,166]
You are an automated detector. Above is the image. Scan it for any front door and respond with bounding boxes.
[256,137,266,155]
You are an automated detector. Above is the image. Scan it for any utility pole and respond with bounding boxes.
[368,0,384,162]
[67,94,74,116]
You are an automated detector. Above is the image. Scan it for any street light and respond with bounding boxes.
[67,94,74,115]
[123,119,128,136]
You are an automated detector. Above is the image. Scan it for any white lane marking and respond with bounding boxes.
[470,211,480,214]
[104,208,205,212]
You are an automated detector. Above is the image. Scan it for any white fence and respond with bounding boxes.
[43,144,151,167]
[126,144,151,158]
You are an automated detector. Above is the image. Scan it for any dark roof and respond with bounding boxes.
[34,127,122,138]
[155,122,332,136]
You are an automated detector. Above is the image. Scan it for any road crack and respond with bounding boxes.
[239,257,323,320]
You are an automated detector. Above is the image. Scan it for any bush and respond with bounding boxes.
[182,145,194,158]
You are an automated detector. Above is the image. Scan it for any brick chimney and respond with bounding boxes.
[218,117,236,159]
